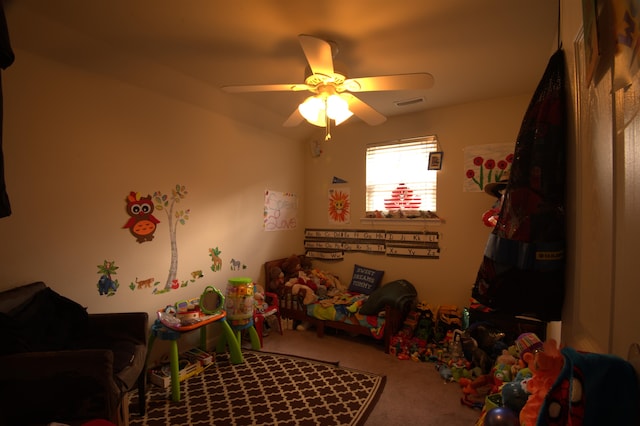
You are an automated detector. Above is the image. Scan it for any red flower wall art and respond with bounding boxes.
[463,143,514,192]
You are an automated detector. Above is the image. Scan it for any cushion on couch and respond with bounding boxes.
[0,287,88,355]
[359,279,418,315]
[348,264,384,295]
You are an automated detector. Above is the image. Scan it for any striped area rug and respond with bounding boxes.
[130,350,386,426]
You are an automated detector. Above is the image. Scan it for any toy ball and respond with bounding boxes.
[501,381,529,413]
[484,406,519,426]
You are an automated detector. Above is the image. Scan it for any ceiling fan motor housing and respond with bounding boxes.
[304,61,349,90]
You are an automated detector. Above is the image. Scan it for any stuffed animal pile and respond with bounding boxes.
[471,334,639,425]
[267,254,345,305]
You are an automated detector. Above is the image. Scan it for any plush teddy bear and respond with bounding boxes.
[267,266,285,292]
[281,254,311,279]
[281,254,302,277]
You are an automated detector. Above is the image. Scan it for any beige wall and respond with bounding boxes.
[303,94,530,309]
[0,44,533,325]
[561,0,640,357]
[0,50,305,323]
[1,0,635,363]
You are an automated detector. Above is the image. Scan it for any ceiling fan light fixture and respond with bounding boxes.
[298,95,326,127]
[298,93,353,127]
[327,94,353,124]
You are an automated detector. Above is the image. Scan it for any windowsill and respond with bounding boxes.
[359,217,443,225]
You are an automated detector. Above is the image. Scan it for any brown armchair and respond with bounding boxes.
[0,282,148,426]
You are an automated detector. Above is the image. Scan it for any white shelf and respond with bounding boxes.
[359,217,442,225]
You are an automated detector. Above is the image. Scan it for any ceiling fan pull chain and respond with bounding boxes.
[325,98,332,140]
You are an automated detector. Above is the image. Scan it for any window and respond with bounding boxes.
[366,135,438,214]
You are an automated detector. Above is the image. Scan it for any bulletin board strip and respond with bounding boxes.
[304,228,440,259]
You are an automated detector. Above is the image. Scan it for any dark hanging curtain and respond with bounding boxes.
[0,1,13,218]
[472,49,567,322]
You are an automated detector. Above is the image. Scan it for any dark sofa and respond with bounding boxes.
[0,282,148,426]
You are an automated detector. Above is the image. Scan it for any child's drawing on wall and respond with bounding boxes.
[328,188,350,224]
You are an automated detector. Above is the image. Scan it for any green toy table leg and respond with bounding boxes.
[219,319,243,364]
[169,340,180,402]
[247,326,261,350]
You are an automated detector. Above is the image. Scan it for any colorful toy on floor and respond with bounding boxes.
[484,406,519,426]
[515,332,543,357]
[521,339,640,425]
[501,380,529,414]
[519,338,564,426]
[434,304,462,342]
[435,363,454,382]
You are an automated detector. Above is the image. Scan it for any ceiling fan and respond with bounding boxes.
[221,34,434,139]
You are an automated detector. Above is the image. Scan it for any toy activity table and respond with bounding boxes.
[147,309,242,402]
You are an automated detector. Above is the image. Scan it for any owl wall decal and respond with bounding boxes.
[123,191,160,243]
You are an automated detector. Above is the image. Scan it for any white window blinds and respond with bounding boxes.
[366,135,438,213]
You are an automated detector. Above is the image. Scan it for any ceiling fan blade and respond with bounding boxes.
[343,93,387,126]
[283,108,304,127]
[298,34,334,77]
[343,73,434,92]
[221,83,311,93]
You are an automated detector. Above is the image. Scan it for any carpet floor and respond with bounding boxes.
[261,327,482,425]
[130,350,386,426]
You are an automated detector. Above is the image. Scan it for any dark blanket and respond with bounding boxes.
[0,2,14,218]
[359,279,417,316]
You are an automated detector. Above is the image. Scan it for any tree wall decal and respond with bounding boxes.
[153,184,190,291]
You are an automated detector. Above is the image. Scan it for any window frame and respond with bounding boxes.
[365,135,439,219]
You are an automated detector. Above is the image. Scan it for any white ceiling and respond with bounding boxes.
[4,0,559,140]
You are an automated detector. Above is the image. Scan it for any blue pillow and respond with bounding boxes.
[348,264,384,295]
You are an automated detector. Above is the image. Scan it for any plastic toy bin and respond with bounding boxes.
[225,277,255,329]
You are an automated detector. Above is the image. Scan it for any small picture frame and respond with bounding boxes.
[428,151,443,170]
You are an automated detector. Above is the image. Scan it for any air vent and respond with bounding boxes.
[394,97,425,107]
